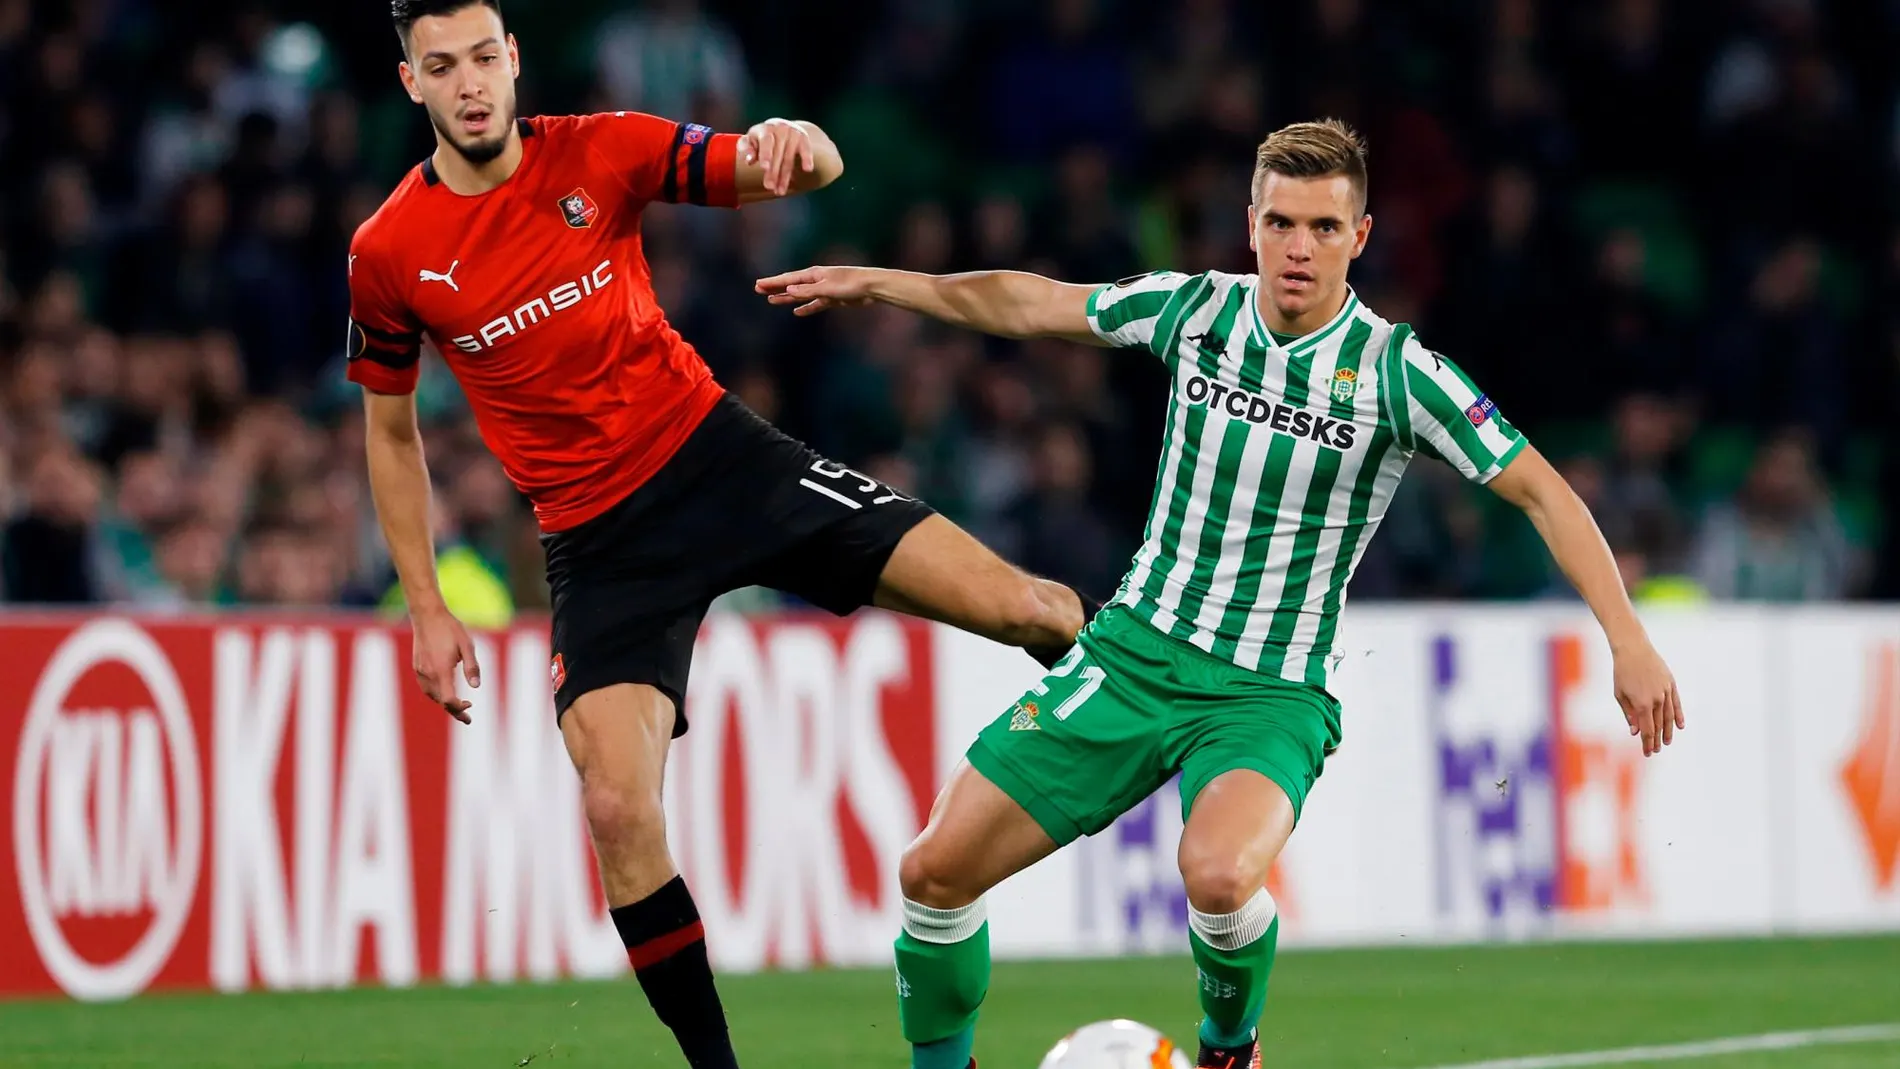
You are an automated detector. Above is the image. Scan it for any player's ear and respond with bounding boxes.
[507,33,520,77]
[1351,213,1373,259]
[1245,204,1258,253]
[398,60,422,104]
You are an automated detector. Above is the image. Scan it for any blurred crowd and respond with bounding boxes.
[3,0,1900,620]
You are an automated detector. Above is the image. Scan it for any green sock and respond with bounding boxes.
[895,898,990,1069]
[1189,890,1279,1048]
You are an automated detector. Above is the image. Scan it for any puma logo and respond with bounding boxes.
[420,260,461,291]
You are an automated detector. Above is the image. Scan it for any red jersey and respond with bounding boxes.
[345,112,741,532]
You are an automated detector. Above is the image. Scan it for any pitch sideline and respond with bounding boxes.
[1409,1023,1900,1069]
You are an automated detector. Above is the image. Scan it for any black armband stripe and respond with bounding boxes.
[357,321,421,346]
[685,127,709,205]
[661,136,680,203]
[659,122,715,206]
[347,318,421,369]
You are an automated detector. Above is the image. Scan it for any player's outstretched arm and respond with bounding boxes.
[361,388,481,723]
[1487,448,1684,755]
[754,266,1106,345]
[734,118,843,203]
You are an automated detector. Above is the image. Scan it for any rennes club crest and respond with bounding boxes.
[559,188,599,229]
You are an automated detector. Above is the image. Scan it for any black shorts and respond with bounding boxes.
[541,393,936,732]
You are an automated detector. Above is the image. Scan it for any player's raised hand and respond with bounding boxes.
[740,118,815,197]
[411,605,481,724]
[1610,639,1683,757]
[755,266,877,316]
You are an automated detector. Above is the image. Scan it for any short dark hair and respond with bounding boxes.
[392,0,503,47]
[1252,119,1370,216]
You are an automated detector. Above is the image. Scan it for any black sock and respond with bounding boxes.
[1028,589,1104,669]
[611,876,738,1069]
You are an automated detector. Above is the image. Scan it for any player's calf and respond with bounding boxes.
[561,684,740,1069]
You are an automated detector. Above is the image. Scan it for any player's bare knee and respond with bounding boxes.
[1180,853,1259,915]
[580,779,667,857]
[899,837,979,909]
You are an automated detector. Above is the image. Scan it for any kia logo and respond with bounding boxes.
[13,619,203,1000]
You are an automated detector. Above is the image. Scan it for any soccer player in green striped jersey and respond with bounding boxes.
[759,119,1686,1069]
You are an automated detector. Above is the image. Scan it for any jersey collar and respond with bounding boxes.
[1252,280,1360,356]
[421,118,536,186]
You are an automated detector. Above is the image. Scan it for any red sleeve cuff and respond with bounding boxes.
[347,358,420,395]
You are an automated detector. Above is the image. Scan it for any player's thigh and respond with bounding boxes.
[1173,678,1342,843]
[704,407,1050,638]
[902,759,1060,907]
[728,430,942,618]
[965,632,1172,850]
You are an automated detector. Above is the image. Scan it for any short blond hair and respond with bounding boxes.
[1252,119,1369,215]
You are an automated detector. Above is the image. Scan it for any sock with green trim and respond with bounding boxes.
[1189,888,1278,1050]
[895,896,990,1069]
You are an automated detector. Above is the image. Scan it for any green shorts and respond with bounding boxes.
[966,604,1342,846]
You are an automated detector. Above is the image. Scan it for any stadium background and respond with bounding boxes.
[3,1,1900,1067]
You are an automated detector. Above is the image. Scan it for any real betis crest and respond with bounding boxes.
[1008,700,1041,731]
[1332,367,1360,402]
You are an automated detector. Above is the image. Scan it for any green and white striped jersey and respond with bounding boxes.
[1085,270,1528,690]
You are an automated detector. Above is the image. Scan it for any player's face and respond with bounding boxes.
[398,5,519,165]
[1247,173,1372,323]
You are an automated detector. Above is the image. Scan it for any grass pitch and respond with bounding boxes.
[1,935,1896,1068]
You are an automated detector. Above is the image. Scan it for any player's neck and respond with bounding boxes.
[1257,285,1349,340]
[430,132,525,196]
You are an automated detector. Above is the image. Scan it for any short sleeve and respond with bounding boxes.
[589,110,741,208]
[344,236,423,396]
[1388,328,1527,484]
[1085,270,1193,353]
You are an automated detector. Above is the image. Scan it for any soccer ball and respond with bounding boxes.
[1037,1019,1193,1069]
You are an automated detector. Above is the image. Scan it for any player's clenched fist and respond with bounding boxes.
[1611,639,1684,757]
[740,118,816,197]
[755,266,877,315]
[411,605,481,723]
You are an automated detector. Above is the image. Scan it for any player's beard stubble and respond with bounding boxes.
[429,100,515,165]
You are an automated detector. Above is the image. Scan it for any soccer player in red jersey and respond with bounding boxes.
[351,3,1097,1066]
